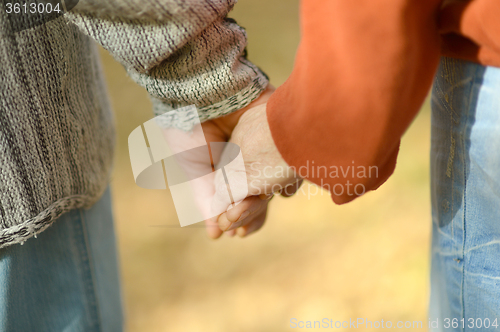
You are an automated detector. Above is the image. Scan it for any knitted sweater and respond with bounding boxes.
[0,0,268,248]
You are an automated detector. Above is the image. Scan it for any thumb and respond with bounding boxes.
[210,166,249,217]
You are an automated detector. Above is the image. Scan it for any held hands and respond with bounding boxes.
[162,86,301,239]
[162,87,275,239]
[211,103,302,238]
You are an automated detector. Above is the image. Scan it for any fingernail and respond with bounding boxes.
[259,193,274,201]
[226,211,250,231]
[218,215,232,232]
[237,210,250,222]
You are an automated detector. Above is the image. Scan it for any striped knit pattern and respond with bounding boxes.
[0,0,268,248]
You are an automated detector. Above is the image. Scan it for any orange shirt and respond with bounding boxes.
[267,0,500,204]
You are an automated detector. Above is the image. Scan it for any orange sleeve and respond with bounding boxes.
[266,0,443,204]
[439,0,500,67]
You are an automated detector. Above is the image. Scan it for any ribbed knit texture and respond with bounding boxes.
[0,0,268,248]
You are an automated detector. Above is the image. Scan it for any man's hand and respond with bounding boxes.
[205,87,275,141]
[162,87,277,239]
[212,103,302,237]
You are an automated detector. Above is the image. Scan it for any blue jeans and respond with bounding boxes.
[0,188,123,332]
[430,58,500,331]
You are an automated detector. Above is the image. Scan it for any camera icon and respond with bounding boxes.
[128,105,248,227]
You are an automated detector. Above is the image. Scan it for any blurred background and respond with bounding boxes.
[100,0,432,331]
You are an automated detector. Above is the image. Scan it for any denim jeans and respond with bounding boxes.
[430,58,500,331]
[0,188,123,332]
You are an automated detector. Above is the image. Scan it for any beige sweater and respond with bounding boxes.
[0,0,268,248]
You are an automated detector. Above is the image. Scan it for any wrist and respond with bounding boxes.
[209,85,275,138]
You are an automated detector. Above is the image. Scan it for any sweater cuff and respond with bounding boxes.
[150,64,269,131]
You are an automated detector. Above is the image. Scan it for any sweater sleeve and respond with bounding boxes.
[266,0,443,204]
[64,0,268,130]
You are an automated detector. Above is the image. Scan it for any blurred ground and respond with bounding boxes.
[100,0,432,331]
